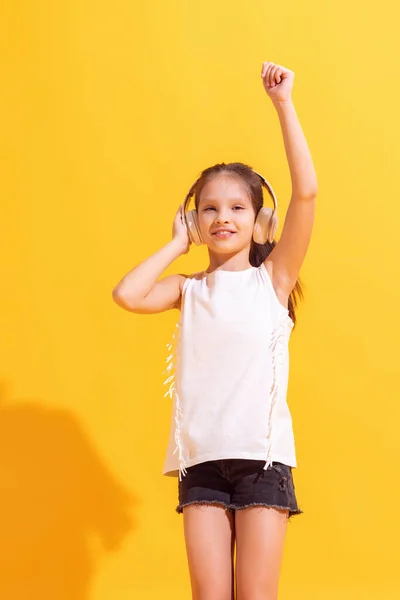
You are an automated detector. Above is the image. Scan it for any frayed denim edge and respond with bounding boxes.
[176,500,234,514]
[176,500,304,522]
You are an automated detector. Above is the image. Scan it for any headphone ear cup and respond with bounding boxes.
[253,207,279,244]
[185,209,204,246]
[268,211,279,243]
[253,207,278,244]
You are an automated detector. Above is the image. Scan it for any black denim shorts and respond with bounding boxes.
[176,459,303,522]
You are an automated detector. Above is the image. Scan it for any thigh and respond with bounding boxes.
[183,503,236,600]
[235,505,288,600]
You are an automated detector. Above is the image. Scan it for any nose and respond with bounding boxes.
[215,212,232,224]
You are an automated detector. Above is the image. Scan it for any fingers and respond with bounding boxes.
[177,204,186,227]
[261,61,269,78]
[271,64,282,84]
[261,61,283,87]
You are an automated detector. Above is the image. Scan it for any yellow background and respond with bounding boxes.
[1,1,399,598]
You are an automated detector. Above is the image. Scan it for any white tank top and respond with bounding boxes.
[162,262,297,481]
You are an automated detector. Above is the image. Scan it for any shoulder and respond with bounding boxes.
[174,272,203,310]
[176,272,199,288]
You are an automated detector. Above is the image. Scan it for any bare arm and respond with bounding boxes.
[261,63,318,296]
[112,205,191,314]
[266,99,317,295]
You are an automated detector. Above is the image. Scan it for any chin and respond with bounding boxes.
[208,237,239,248]
[209,239,250,254]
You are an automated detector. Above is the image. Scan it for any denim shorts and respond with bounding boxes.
[176,459,303,522]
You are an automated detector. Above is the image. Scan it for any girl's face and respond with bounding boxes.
[197,176,256,252]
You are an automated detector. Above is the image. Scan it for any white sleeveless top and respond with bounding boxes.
[162,262,297,481]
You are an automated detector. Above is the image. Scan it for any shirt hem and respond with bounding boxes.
[162,451,297,477]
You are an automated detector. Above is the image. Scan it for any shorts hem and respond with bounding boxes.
[176,500,304,521]
[233,502,304,522]
[176,500,234,514]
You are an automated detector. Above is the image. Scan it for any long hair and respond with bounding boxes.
[191,161,304,328]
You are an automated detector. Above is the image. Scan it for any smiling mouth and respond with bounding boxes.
[212,231,236,237]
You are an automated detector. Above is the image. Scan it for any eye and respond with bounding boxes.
[203,206,244,211]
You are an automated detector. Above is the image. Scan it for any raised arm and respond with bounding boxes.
[260,62,318,296]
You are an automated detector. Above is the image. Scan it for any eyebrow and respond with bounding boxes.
[200,198,248,203]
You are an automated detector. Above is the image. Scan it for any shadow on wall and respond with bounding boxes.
[0,380,136,600]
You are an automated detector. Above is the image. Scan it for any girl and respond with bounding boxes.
[113,61,317,599]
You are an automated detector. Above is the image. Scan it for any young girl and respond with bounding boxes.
[113,61,317,599]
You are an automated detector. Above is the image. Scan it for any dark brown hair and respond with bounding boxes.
[192,161,304,328]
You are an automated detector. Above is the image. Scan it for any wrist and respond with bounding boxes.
[170,237,188,255]
[273,98,294,111]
